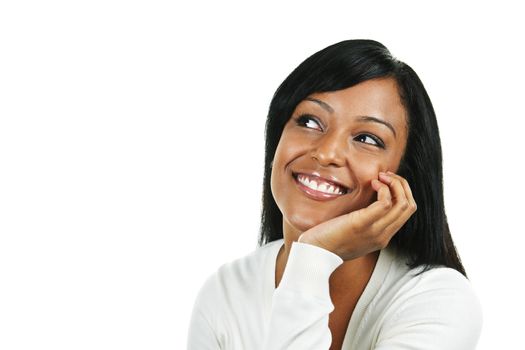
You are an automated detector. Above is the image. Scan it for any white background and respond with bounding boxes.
[0,1,522,349]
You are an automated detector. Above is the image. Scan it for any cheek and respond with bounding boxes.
[272,132,304,169]
[349,159,387,205]
[270,136,293,200]
[353,156,385,183]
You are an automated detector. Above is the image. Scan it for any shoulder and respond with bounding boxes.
[214,239,283,288]
[396,266,482,319]
[376,262,483,349]
[381,247,481,312]
[191,239,283,320]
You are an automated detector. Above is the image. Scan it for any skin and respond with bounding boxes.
[270,77,417,349]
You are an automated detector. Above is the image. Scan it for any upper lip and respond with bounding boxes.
[293,171,351,192]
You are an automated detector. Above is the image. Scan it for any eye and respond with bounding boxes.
[295,114,322,131]
[354,134,385,148]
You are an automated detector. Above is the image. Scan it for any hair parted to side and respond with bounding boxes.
[258,39,466,277]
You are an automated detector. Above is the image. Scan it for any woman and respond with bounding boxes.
[187,39,482,349]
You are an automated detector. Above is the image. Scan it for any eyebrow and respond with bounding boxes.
[356,116,397,138]
[305,97,334,113]
[304,97,397,138]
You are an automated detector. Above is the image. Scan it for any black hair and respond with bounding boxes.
[258,39,466,277]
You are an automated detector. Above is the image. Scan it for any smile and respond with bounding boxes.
[292,172,349,201]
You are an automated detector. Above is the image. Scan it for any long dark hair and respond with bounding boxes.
[258,39,466,277]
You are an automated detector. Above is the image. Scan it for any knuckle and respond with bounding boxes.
[371,236,381,250]
[375,235,389,249]
[400,200,410,210]
[370,229,388,249]
[352,208,368,221]
[411,202,418,212]
[381,200,392,210]
[370,221,381,233]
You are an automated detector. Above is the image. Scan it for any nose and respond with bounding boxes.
[311,130,347,167]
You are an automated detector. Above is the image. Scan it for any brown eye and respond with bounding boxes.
[295,114,322,131]
[354,134,385,148]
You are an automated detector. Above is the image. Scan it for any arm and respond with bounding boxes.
[186,243,342,350]
[186,172,413,349]
[187,307,221,350]
[263,172,413,349]
[187,274,222,350]
[262,241,343,350]
[374,269,483,350]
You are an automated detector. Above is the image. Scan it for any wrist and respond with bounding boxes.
[298,233,331,252]
[297,233,313,244]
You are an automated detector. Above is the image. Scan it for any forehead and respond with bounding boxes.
[299,78,408,134]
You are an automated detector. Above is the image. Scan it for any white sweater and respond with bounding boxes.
[187,239,482,349]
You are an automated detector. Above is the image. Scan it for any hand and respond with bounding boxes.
[297,171,417,261]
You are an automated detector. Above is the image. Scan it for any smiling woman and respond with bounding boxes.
[187,39,482,350]
[271,78,408,237]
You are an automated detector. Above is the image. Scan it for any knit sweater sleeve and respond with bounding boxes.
[262,241,344,350]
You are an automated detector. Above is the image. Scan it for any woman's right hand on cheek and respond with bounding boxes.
[297,171,418,261]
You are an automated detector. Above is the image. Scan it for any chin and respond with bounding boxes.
[285,211,334,234]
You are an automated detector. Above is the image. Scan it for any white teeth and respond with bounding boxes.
[297,174,344,195]
[326,185,337,194]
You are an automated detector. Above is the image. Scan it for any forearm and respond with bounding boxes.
[263,241,343,349]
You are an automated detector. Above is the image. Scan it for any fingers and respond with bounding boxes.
[384,171,417,213]
[379,172,411,217]
[387,171,417,211]
[370,177,392,206]
[375,171,417,236]
[351,172,416,231]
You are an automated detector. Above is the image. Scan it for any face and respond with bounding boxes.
[270,77,409,239]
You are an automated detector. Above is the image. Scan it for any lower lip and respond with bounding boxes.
[293,174,346,201]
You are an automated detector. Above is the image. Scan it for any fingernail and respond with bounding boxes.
[387,171,395,175]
